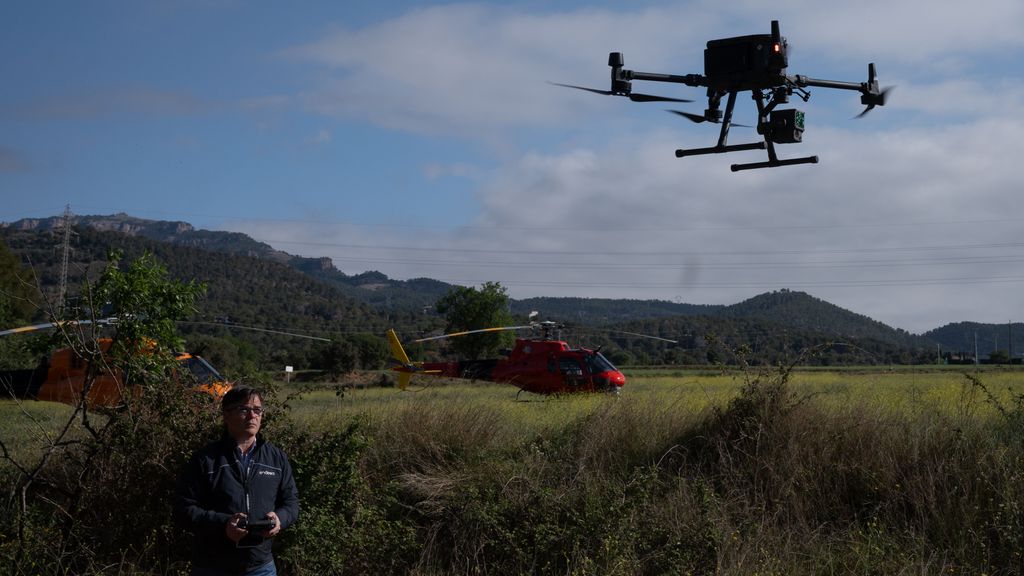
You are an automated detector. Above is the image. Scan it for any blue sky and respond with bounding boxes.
[3,0,1024,334]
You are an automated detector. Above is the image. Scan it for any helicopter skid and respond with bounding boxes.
[730,155,818,172]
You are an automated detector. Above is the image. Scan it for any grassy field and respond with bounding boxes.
[7,366,1006,467]
[0,399,78,465]
[281,365,1022,430]
[4,366,1024,575]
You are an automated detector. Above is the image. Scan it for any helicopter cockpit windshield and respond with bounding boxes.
[181,355,224,385]
[585,351,618,374]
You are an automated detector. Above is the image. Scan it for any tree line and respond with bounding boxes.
[1,227,944,373]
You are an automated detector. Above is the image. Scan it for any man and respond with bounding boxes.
[176,385,299,575]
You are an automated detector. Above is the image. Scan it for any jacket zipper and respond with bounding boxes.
[239,446,254,521]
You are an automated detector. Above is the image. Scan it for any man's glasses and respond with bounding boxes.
[230,406,264,416]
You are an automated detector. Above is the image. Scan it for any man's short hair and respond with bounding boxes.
[221,384,263,413]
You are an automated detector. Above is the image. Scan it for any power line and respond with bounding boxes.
[121,212,1024,233]
[324,253,1024,271]
[263,238,1024,258]
[428,274,1024,290]
[11,205,1024,234]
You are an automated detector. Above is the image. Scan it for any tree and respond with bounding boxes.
[989,349,1010,364]
[434,282,514,359]
[317,334,387,379]
[0,237,42,369]
[321,338,358,379]
[350,333,388,370]
[0,237,38,325]
[1,250,214,574]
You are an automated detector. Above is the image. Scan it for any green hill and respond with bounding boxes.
[923,322,1024,362]
[5,213,998,367]
[718,289,928,348]
[511,297,719,323]
[0,224,418,375]
[514,290,935,364]
[3,213,453,312]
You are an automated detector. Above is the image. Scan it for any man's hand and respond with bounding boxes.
[225,512,248,543]
[264,511,281,537]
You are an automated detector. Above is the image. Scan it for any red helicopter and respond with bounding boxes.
[387,319,674,396]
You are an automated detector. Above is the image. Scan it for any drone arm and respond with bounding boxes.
[791,61,889,110]
[791,75,866,93]
[624,70,707,88]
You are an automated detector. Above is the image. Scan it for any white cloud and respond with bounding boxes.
[766,0,1024,64]
[12,0,1022,336]
[287,4,725,135]
[885,78,1024,118]
[285,1,1022,137]
[233,108,1024,333]
[235,1,1024,334]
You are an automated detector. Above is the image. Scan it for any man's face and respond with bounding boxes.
[224,396,263,441]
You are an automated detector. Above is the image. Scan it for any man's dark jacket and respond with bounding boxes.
[176,434,299,574]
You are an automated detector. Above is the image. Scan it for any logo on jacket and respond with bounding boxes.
[257,469,277,477]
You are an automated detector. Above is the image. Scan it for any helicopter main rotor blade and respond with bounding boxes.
[550,82,692,103]
[0,318,118,337]
[0,322,63,337]
[180,321,332,342]
[667,109,751,127]
[413,325,537,343]
[611,330,679,344]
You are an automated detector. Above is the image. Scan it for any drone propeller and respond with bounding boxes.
[856,63,894,118]
[855,86,893,118]
[549,82,693,103]
[667,109,751,128]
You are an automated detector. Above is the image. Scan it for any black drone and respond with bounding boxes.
[554,20,891,171]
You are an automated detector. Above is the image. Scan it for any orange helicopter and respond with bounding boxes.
[387,318,676,396]
[0,319,231,407]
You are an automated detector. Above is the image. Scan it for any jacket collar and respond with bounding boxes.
[221,432,263,454]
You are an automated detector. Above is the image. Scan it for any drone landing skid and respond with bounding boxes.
[731,155,818,172]
[675,142,765,157]
[674,141,818,172]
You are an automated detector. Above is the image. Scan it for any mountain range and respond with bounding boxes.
[3,213,1021,366]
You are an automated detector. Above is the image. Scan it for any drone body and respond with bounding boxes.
[556,20,890,171]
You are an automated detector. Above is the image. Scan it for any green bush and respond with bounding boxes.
[274,416,417,575]
[4,319,1024,574]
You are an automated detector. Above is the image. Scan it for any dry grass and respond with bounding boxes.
[4,367,1023,574]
